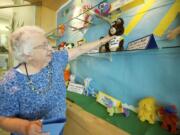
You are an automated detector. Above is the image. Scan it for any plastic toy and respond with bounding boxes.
[96,91,129,116]
[99,18,125,52]
[138,97,157,124]
[84,78,97,97]
[107,104,129,117]
[94,1,111,16]
[158,105,178,134]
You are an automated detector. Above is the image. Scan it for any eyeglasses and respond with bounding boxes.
[33,41,51,50]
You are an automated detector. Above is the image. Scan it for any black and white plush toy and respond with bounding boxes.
[99,18,125,53]
[65,43,75,50]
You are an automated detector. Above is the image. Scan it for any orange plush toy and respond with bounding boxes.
[158,105,178,134]
[64,64,70,87]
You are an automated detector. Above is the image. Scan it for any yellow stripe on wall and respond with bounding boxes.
[124,0,156,35]
[154,0,180,37]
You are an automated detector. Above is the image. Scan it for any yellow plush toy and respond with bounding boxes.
[138,97,158,124]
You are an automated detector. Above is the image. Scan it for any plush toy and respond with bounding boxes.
[64,64,70,87]
[58,42,66,50]
[65,43,75,50]
[158,105,178,134]
[99,18,125,53]
[138,97,158,124]
[58,24,65,37]
[94,1,111,16]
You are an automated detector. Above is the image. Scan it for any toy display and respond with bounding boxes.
[99,18,125,52]
[138,97,158,124]
[158,105,178,134]
[94,1,111,16]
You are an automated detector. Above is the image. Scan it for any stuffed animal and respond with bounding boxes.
[58,24,65,37]
[58,42,66,50]
[138,97,158,124]
[99,18,125,53]
[158,105,178,134]
[94,1,111,16]
[84,78,97,97]
[64,64,70,87]
[65,43,75,50]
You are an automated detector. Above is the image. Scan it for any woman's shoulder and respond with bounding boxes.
[0,69,20,93]
[52,50,68,69]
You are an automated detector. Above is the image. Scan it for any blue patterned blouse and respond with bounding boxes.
[0,50,68,134]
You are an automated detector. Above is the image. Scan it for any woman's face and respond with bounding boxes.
[30,33,53,64]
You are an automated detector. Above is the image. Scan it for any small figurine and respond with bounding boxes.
[158,105,178,134]
[84,78,97,97]
[138,97,158,124]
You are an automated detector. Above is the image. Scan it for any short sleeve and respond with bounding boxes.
[0,83,19,117]
[52,50,69,70]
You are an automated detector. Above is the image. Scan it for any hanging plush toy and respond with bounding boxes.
[94,1,111,16]
[99,18,125,53]
[58,24,65,37]
[65,43,75,50]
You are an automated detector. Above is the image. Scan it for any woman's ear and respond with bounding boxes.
[23,53,33,62]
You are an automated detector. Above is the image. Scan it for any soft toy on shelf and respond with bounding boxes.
[64,64,71,87]
[158,105,178,134]
[58,42,66,50]
[84,78,97,97]
[99,18,125,52]
[94,1,111,16]
[138,97,158,124]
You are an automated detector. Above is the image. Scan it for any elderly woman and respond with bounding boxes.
[0,26,113,135]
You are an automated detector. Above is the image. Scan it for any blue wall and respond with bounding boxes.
[57,0,180,116]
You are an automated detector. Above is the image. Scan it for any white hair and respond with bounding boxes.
[10,26,45,63]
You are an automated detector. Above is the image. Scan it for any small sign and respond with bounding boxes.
[127,34,158,50]
[67,82,84,94]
